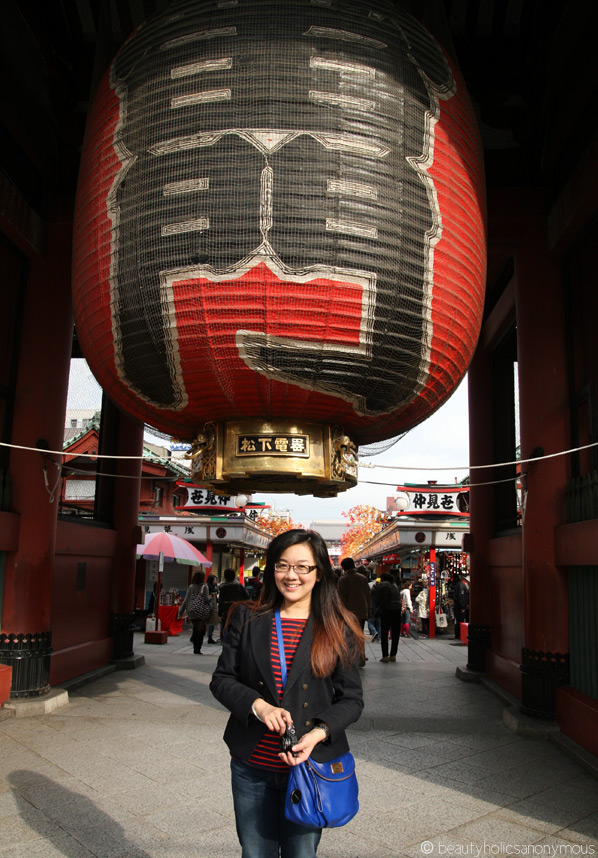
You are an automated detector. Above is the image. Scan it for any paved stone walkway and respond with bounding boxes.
[1,630,597,857]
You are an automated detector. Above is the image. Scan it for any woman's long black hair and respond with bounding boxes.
[191,569,206,586]
[254,529,363,676]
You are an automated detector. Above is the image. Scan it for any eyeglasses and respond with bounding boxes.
[274,562,318,575]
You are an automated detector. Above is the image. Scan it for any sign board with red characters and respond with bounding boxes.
[394,486,469,517]
[72,0,485,458]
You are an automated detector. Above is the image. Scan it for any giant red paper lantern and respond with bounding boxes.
[73,0,485,495]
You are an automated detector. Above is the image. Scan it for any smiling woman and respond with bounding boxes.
[210,529,364,858]
[273,545,321,618]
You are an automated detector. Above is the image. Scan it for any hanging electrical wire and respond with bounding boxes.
[2,437,597,478]
[360,473,521,489]
[358,438,598,471]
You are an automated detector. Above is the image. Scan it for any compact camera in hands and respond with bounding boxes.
[280,723,299,756]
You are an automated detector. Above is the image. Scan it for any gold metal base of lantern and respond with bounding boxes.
[186,420,358,497]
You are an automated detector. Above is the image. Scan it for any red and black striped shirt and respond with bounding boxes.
[247,616,307,771]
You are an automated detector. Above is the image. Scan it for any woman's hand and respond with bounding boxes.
[279,727,327,767]
[252,699,293,734]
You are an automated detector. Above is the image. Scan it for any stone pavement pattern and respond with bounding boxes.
[1,632,597,858]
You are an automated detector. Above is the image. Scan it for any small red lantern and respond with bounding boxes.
[73,0,485,496]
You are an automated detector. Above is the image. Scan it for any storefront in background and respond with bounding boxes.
[359,487,470,637]
[136,514,271,613]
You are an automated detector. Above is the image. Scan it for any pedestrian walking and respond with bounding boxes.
[178,569,209,654]
[453,573,470,640]
[206,573,220,644]
[415,585,430,637]
[218,568,249,643]
[400,581,414,637]
[338,557,371,667]
[367,576,381,641]
[374,572,403,662]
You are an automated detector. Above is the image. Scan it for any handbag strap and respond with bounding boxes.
[274,610,287,689]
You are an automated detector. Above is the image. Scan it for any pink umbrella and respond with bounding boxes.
[137,531,212,566]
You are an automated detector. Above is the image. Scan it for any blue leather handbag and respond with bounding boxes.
[285,751,359,829]
[274,611,359,829]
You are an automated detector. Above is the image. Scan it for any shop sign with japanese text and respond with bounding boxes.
[395,485,469,517]
[174,486,236,512]
[435,530,468,546]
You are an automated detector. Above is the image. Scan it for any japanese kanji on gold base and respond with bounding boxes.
[187,420,358,497]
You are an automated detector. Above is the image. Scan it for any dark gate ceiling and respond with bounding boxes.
[0,1,578,217]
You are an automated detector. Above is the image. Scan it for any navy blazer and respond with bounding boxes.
[210,605,364,763]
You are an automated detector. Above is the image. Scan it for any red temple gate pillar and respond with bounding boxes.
[102,401,144,660]
[0,222,73,696]
[466,345,494,672]
[515,201,569,717]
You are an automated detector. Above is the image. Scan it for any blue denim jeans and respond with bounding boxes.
[230,757,322,858]
[367,616,381,637]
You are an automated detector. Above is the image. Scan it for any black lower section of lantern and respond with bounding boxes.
[520,648,570,720]
[110,612,136,660]
[466,624,491,673]
[0,631,52,698]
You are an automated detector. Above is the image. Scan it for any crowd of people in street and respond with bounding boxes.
[331,560,470,665]
[173,552,470,659]
[176,566,258,653]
